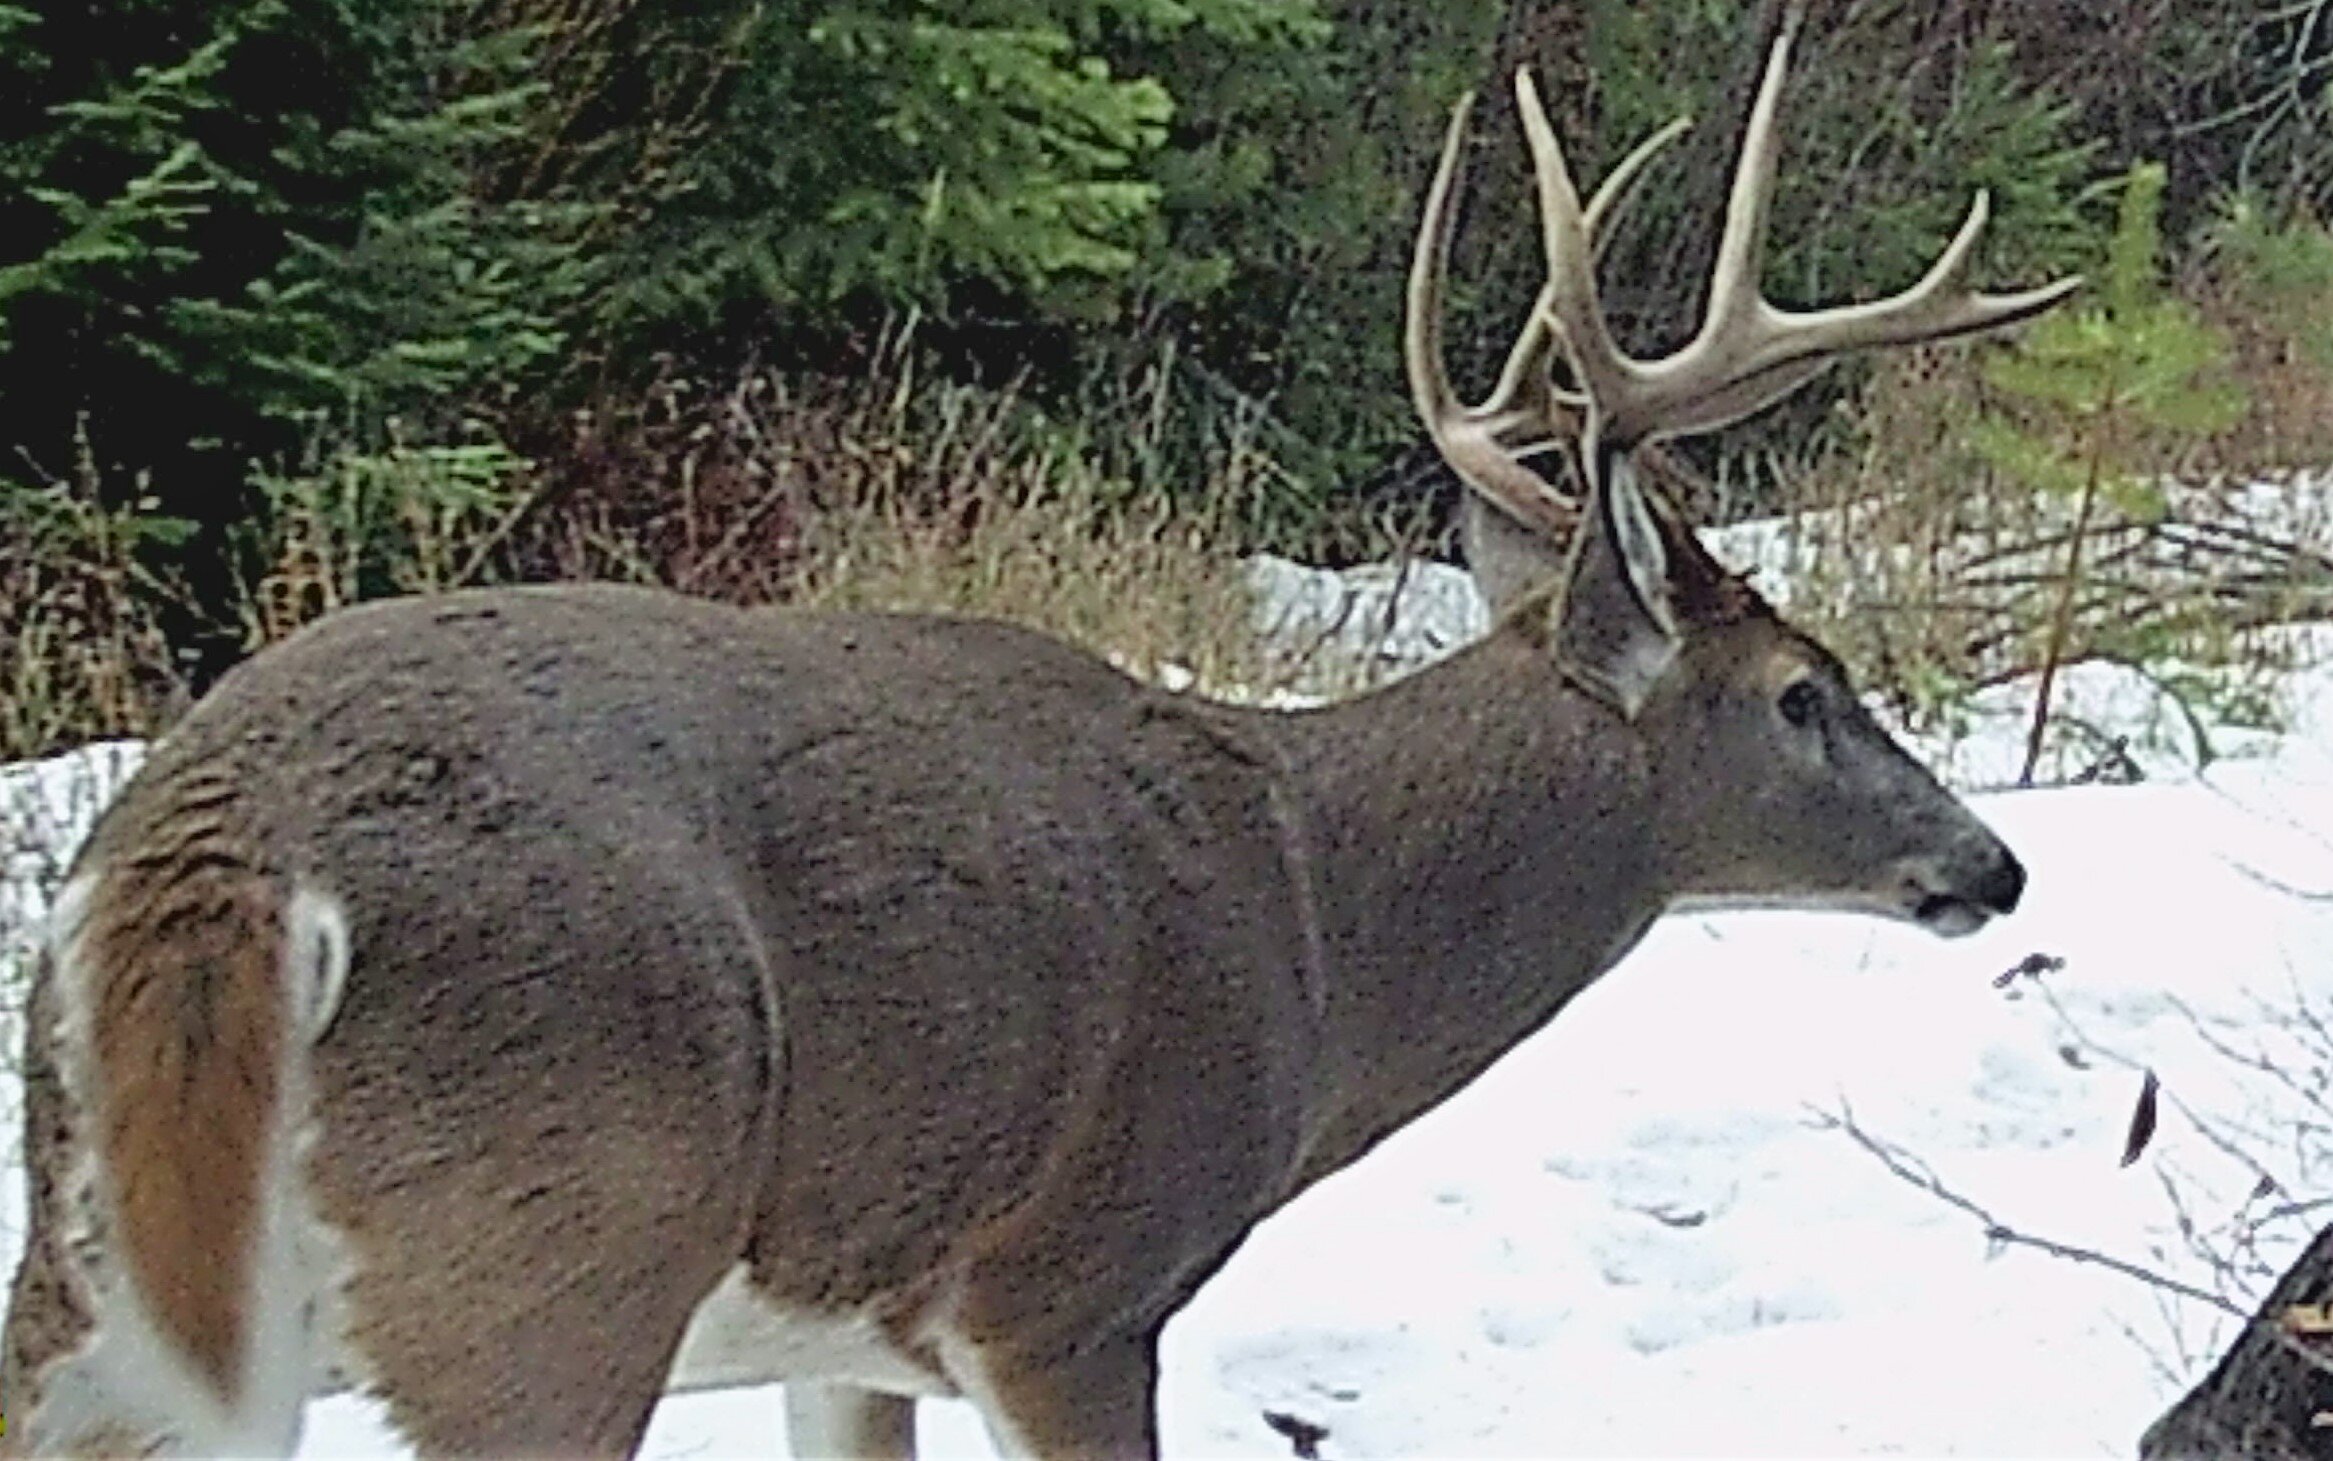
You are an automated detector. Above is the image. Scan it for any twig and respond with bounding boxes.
[1810,1100,2250,1319]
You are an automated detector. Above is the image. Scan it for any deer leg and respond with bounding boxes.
[351,1260,717,1459]
[1,1230,152,1459]
[313,1080,755,1455]
[784,1383,916,1460]
[943,1325,1161,1461]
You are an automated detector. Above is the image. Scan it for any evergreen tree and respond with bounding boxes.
[1978,162,2244,783]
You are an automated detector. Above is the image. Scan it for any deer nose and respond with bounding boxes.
[1974,848,2026,914]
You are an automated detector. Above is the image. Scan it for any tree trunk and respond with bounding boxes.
[2142,1224,2333,1460]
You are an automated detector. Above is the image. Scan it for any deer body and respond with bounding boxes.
[16,585,1328,1453]
[4,574,2017,1457]
[4,35,2070,1458]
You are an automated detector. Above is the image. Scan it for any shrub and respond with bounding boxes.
[1776,169,2333,782]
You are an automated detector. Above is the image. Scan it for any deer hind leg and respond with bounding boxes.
[937,1323,1161,1461]
[784,1383,916,1460]
[303,900,776,1454]
[315,1130,752,1457]
[345,1281,710,1459]
[307,1112,757,1458]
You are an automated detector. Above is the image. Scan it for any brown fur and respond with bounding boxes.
[0,578,2024,1458]
[77,770,283,1403]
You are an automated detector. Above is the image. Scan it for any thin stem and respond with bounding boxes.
[2018,409,2110,787]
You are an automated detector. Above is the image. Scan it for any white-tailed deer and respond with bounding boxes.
[4,36,2072,1459]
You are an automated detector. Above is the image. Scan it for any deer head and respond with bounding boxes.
[1390,32,2070,934]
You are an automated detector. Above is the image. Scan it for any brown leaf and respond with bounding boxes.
[1263,1411,1329,1460]
[2121,1069,2160,1167]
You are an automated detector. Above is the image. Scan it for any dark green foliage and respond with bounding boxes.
[0,0,2295,715]
[1981,164,2244,501]
[0,0,592,607]
[1082,0,1501,523]
[0,0,303,497]
[2201,196,2333,372]
[602,0,1327,329]
[0,0,1337,638]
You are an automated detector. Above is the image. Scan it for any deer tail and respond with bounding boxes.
[47,823,347,1444]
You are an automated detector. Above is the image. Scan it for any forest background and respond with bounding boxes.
[5,0,2333,764]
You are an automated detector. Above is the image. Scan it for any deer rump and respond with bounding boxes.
[16,585,1320,1455]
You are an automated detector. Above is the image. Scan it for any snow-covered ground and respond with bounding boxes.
[7,563,2333,1457]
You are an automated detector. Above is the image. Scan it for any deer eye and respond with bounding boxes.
[1778,678,1822,729]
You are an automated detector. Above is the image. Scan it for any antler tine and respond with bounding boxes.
[1588,115,1694,245]
[1702,33,1793,336]
[1484,115,1691,425]
[1407,91,1581,535]
[1777,191,2081,352]
[1514,67,1626,442]
[1405,95,1476,431]
[1408,93,1693,536]
[1520,35,2082,452]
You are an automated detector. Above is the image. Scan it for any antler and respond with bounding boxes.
[1408,34,2082,537]
[1406,95,1687,537]
[1518,33,2081,458]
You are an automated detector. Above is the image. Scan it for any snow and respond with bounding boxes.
[8,564,2333,1457]
[1246,555,1490,689]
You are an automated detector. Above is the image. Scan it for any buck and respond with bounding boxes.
[3,36,2072,1460]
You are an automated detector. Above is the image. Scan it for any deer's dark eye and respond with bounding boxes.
[1778,678,1822,729]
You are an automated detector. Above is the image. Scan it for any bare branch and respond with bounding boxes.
[1810,1100,2250,1319]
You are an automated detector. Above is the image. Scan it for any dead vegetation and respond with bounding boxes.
[1772,343,2333,759]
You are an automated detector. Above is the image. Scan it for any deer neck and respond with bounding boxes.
[1262,617,1670,1187]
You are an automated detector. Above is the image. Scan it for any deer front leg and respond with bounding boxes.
[784,1383,916,1460]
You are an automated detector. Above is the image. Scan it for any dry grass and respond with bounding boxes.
[0,362,1290,775]
[1774,347,2333,758]
[239,435,525,649]
[517,362,1281,698]
[1,440,188,764]
[785,462,1271,695]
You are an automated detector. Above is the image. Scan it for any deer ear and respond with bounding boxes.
[1552,447,1678,717]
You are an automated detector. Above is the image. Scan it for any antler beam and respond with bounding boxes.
[1405,96,1686,535]
[1408,33,2083,541]
[1519,34,2081,456]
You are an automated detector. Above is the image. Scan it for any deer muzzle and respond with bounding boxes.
[1903,837,2026,937]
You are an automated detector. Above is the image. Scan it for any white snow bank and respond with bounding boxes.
[1245,554,1489,687]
